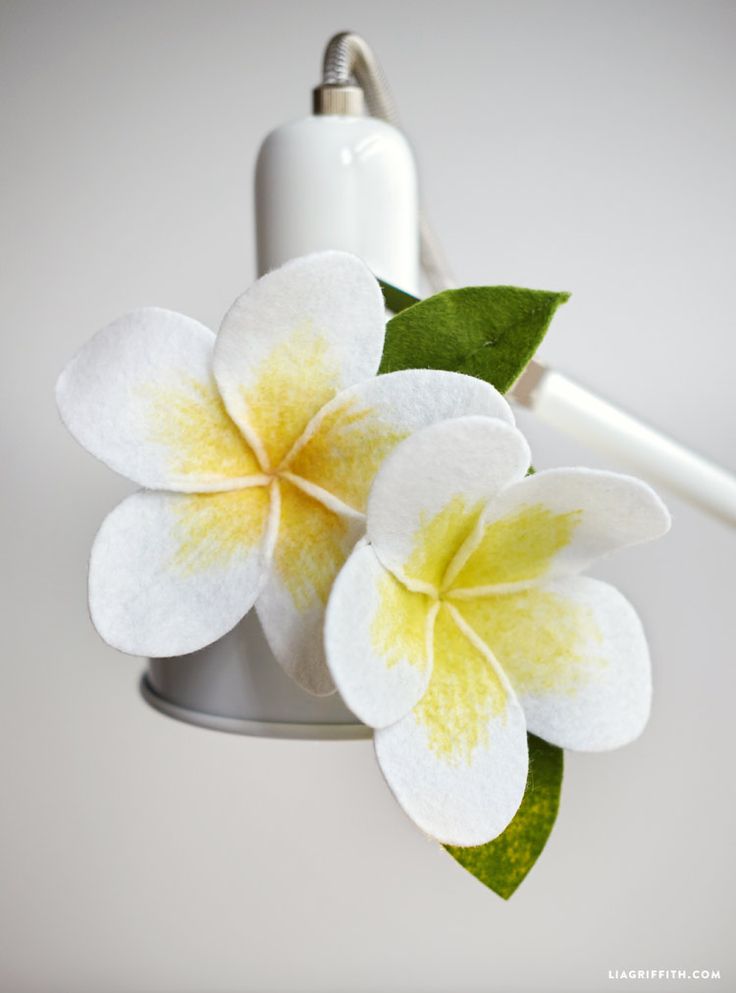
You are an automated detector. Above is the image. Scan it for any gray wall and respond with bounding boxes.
[1,1,734,990]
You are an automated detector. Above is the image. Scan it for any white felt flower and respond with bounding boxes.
[325,416,670,844]
[56,252,514,693]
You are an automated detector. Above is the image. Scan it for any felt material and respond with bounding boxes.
[287,369,514,514]
[379,278,419,315]
[326,415,668,844]
[263,371,514,693]
[59,251,521,685]
[255,480,364,696]
[366,417,531,592]
[457,577,652,751]
[445,734,563,898]
[325,539,435,727]
[374,603,529,846]
[213,251,386,468]
[56,308,263,492]
[449,468,671,595]
[379,285,570,393]
[89,487,273,657]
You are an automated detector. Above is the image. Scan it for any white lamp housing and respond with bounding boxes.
[141,30,736,740]
[256,114,419,293]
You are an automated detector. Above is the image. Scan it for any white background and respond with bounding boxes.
[1,2,734,990]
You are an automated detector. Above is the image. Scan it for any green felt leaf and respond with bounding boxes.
[379,284,569,394]
[379,278,419,314]
[444,734,563,899]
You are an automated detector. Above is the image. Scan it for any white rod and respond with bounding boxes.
[524,368,736,526]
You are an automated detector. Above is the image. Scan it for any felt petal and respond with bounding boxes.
[213,252,386,469]
[325,541,436,727]
[286,369,514,514]
[89,485,273,657]
[56,308,263,491]
[367,417,531,593]
[256,479,364,695]
[456,577,652,751]
[374,605,529,846]
[449,468,670,594]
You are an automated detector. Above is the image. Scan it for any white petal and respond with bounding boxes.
[325,541,436,727]
[375,605,528,846]
[56,308,262,490]
[366,417,531,592]
[456,576,652,750]
[449,468,670,594]
[286,369,514,513]
[89,486,273,657]
[213,252,386,468]
[255,480,364,695]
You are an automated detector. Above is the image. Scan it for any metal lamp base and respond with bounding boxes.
[140,610,370,741]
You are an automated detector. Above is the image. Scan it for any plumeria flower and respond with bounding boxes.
[56,252,514,693]
[325,416,670,844]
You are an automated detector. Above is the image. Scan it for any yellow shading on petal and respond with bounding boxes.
[286,395,408,512]
[274,480,355,612]
[142,377,262,480]
[371,570,432,672]
[243,323,341,468]
[450,503,582,590]
[414,605,507,767]
[404,495,485,590]
[172,485,271,575]
[456,589,605,697]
